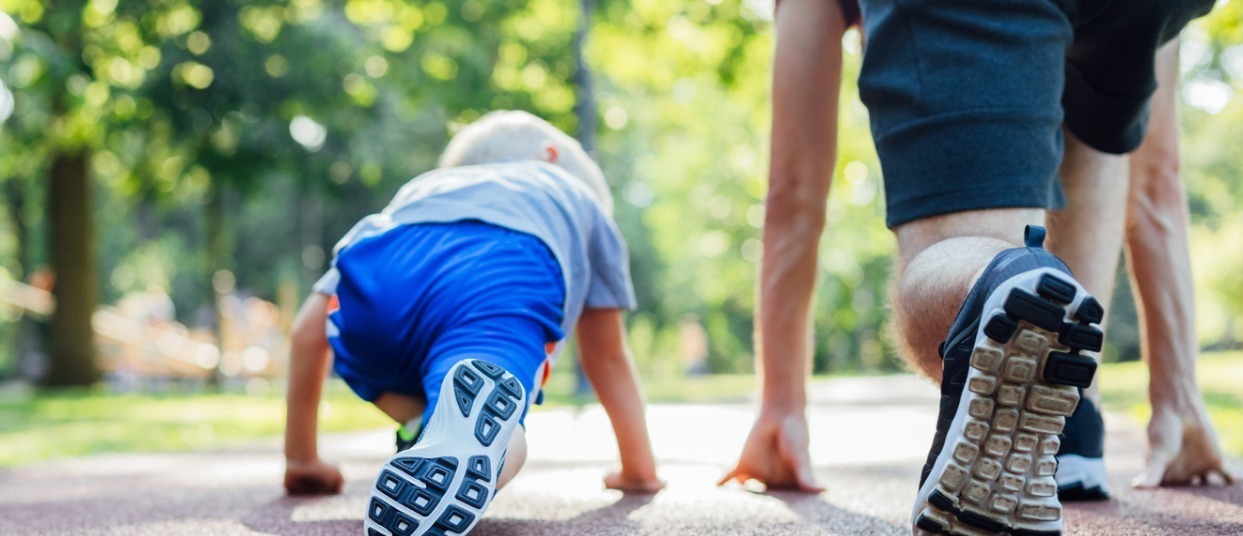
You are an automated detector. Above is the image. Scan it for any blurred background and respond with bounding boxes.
[1,0,1241,465]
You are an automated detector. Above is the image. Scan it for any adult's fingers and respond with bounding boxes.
[777,418,823,493]
[1132,450,1175,489]
[785,447,825,492]
[1221,467,1237,485]
[1201,468,1235,487]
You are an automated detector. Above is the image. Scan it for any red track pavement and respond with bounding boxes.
[1,376,1239,535]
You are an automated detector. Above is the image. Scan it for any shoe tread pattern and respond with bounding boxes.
[918,275,1104,536]
[370,359,525,536]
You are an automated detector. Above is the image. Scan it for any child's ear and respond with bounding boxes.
[543,143,560,163]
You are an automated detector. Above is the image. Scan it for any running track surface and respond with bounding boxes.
[2,376,1240,535]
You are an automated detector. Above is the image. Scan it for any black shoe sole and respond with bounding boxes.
[914,269,1103,536]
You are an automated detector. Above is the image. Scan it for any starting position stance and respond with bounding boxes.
[282,111,663,536]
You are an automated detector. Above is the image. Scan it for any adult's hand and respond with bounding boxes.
[720,0,845,496]
[1132,403,1236,488]
[719,410,823,492]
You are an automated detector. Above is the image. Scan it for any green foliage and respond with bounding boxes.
[0,372,761,466]
[1,0,1242,381]
[0,381,392,466]
[1098,352,1243,456]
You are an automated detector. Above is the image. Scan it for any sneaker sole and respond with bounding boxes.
[365,359,527,536]
[913,268,1103,536]
[1055,454,1110,501]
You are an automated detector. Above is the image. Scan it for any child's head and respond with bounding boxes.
[439,110,613,215]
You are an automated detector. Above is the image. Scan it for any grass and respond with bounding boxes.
[0,370,759,467]
[1097,351,1243,457]
[4,352,1238,467]
[541,369,759,406]
[0,383,393,467]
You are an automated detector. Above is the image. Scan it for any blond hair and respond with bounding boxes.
[439,110,613,215]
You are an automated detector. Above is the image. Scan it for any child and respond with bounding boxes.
[282,111,664,536]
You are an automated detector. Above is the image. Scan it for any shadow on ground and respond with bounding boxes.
[2,382,1241,535]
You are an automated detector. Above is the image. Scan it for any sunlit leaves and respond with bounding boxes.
[172,60,212,89]
[154,4,200,38]
[421,51,457,80]
[264,54,287,77]
[239,5,281,43]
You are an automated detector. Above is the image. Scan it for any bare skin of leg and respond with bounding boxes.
[891,209,1046,379]
[1123,40,1235,488]
[374,392,528,489]
[1045,129,1128,405]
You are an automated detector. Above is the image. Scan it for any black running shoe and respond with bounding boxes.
[1055,397,1110,501]
[912,226,1105,536]
[367,359,526,536]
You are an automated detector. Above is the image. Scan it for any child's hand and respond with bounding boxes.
[284,458,345,495]
[604,469,665,494]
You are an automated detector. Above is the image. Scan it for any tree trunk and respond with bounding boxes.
[205,183,229,386]
[572,0,597,155]
[571,0,597,397]
[4,178,29,276]
[43,151,100,387]
[3,178,31,380]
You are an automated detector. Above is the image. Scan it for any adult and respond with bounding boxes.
[721,0,1231,532]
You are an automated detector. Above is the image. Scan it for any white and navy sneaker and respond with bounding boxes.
[1055,397,1110,501]
[913,226,1105,536]
[366,359,527,536]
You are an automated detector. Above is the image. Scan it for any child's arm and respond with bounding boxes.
[576,307,664,493]
[283,292,344,495]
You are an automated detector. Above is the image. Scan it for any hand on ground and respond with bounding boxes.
[284,458,345,495]
[604,470,665,494]
[1132,404,1236,488]
[718,411,823,493]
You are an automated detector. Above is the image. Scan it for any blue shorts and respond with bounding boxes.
[326,221,566,424]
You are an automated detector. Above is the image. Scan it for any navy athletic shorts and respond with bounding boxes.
[857,0,1214,227]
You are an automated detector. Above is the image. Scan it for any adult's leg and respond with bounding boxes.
[891,64,1130,463]
[1045,130,1128,404]
[891,209,1045,379]
[1124,39,1234,487]
[1041,134,1126,500]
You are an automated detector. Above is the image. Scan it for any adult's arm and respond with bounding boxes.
[1125,39,1235,488]
[720,0,847,492]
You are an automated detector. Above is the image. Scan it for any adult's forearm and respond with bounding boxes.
[757,0,845,412]
[757,213,824,412]
[1127,178,1200,410]
[1126,38,1201,411]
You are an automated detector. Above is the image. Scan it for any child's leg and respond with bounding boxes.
[374,393,427,424]
[373,390,526,490]
[366,359,529,536]
[498,423,527,490]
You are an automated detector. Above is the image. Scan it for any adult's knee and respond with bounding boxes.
[893,209,1044,268]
